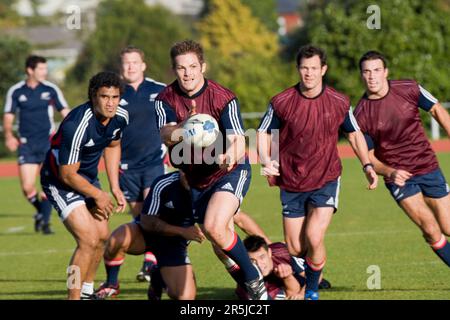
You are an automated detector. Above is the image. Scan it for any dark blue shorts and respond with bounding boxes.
[18,140,49,165]
[190,163,251,224]
[40,173,100,221]
[119,164,165,202]
[280,178,341,218]
[385,168,449,203]
[137,223,190,267]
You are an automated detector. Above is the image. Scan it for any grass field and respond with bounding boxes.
[0,155,449,300]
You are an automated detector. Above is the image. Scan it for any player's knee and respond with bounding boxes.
[285,240,301,257]
[78,236,100,252]
[420,221,442,243]
[202,221,222,241]
[306,232,324,250]
[22,184,36,197]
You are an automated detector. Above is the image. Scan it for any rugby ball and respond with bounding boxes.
[182,113,219,148]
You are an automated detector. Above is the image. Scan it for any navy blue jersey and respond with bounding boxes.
[43,102,128,183]
[4,80,68,144]
[141,171,194,228]
[119,77,166,171]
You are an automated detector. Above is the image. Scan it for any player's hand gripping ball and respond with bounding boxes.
[183,113,219,148]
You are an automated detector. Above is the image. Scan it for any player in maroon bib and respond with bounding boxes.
[156,40,267,300]
[257,45,377,300]
[355,51,450,269]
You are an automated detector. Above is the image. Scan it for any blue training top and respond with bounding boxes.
[119,77,166,171]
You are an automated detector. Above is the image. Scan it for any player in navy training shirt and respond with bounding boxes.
[257,45,378,300]
[40,72,128,300]
[118,46,166,282]
[3,55,69,234]
[355,51,450,269]
[93,171,205,300]
[157,40,267,300]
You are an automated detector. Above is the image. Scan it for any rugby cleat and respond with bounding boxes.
[244,264,269,300]
[42,223,54,235]
[94,283,120,299]
[319,278,332,290]
[33,213,43,232]
[136,265,151,282]
[305,290,319,300]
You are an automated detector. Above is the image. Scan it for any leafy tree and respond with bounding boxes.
[0,37,30,106]
[0,0,24,27]
[284,0,450,106]
[197,0,296,125]
[67,0,191,85]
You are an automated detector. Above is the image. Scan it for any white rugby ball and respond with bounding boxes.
[183,113,219,148]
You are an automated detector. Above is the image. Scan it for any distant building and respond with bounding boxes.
[277,0,303,36]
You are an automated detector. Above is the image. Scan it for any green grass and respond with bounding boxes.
[0,154,450,300]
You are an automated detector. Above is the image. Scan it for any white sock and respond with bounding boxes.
[81,282,94,295]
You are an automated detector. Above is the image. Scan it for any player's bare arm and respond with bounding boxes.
[139,214,205,243]
[104,139,126,213]
[218,134,246,171]
[3,113,19,152]
[368,150,412,187]
[274,263,303,299]
[429,102,450,138]
[59,162,114,219]
[59,107,71,118]
[346,130,378,189]
[256,131,280,176]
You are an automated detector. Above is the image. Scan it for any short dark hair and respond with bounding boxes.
[244,235,269,253]
[25,55,46,71]
[170,40,205,68]
[120,45,145,61]
[359,50,387,72]
[296,45,327,67]
[88,71,124,103]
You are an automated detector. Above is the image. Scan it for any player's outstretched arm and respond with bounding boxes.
[160,123,184,147]
[140,214,205,243]
[430,102,450,139]
[104,139,126,213]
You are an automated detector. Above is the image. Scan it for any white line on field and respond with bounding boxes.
[5,226,26,233]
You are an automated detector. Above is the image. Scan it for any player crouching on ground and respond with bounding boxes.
[94,171,205,300]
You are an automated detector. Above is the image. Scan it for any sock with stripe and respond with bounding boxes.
[81,282,94,296]
[27,193,41,212]
[221,232,259,283]
[219,254,245,285]
[305,257,325,292]
[430,235,450,267]
[104,257,124,286]
[143,251,157,272]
